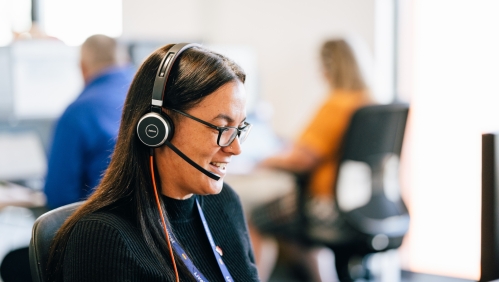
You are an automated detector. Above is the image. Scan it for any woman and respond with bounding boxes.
[250,38,373,281]
[46,44,259,281]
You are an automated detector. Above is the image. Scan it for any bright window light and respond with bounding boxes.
[9,0,32,32]
[400,0,499,280]
[374,0,396,104]
[0,0,32,46]
[43,0,122,46]
[0,0,12,46]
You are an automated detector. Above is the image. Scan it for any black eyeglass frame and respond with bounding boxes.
[166,107,252,147]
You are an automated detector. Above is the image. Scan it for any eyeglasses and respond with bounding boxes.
[166,107,252,147]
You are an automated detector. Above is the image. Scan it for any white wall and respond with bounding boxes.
[122,0,376,140]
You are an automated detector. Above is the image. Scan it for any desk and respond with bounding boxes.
[0,181,45,274]
[224,169,295,214]
[0,181,46,210]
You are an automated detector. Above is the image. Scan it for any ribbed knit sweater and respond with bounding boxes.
[62,183,260,281]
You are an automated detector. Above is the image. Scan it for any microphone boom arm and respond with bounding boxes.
[164,140,221,181]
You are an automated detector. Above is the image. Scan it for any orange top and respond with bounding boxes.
[297,90,371,197]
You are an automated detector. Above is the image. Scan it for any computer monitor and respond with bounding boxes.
[0,130,47,183]
[0,39,83,120]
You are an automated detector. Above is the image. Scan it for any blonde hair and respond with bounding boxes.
[321,38,367,91]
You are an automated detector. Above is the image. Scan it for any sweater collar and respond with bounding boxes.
[161,194,197,222]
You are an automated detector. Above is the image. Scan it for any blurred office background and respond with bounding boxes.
[1,0,499,281]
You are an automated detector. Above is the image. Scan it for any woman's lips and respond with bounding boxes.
[209,162,228,176]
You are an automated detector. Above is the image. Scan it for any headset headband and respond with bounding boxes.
[151,43,201,108]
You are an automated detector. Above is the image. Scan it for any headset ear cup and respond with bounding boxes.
[137,112,174,147]
[161,112,175,141]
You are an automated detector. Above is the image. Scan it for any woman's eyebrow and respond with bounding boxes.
[211,114,247,124]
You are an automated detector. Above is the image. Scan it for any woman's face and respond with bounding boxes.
[155,80,247,199]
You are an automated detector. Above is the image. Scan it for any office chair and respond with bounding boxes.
[296,103,410,281]
[29,201,83,282]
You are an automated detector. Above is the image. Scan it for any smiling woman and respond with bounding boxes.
[156,81,249,199]
[45,44,260,282]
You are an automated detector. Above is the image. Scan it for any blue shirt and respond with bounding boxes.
[44,66,134,209]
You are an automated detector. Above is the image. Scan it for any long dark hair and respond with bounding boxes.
[46,44,246,281]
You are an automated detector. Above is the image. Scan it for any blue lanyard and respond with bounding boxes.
[167,199,234,282]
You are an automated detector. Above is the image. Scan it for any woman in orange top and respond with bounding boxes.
[250,38,373,282]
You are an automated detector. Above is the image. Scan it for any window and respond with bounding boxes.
[398,0,499,279]
[0,0,122,46]
[43,0,122,45]
[0,0,32,46]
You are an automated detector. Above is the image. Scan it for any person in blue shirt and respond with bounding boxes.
[44,34,134,209]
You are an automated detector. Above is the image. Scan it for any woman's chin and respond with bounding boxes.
[204,180,223,195]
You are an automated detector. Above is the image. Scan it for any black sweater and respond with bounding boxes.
[62,183,260,281]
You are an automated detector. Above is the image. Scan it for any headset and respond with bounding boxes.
[136,43,193,148]
[136,43,220,181]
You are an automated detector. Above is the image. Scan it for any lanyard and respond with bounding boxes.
[167,199,234,282]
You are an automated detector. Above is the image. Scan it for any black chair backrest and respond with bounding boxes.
[341,103,408,163]
[29,202,83,282]
[334,103,410,251]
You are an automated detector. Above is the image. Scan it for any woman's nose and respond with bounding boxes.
[223,136,242,155]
